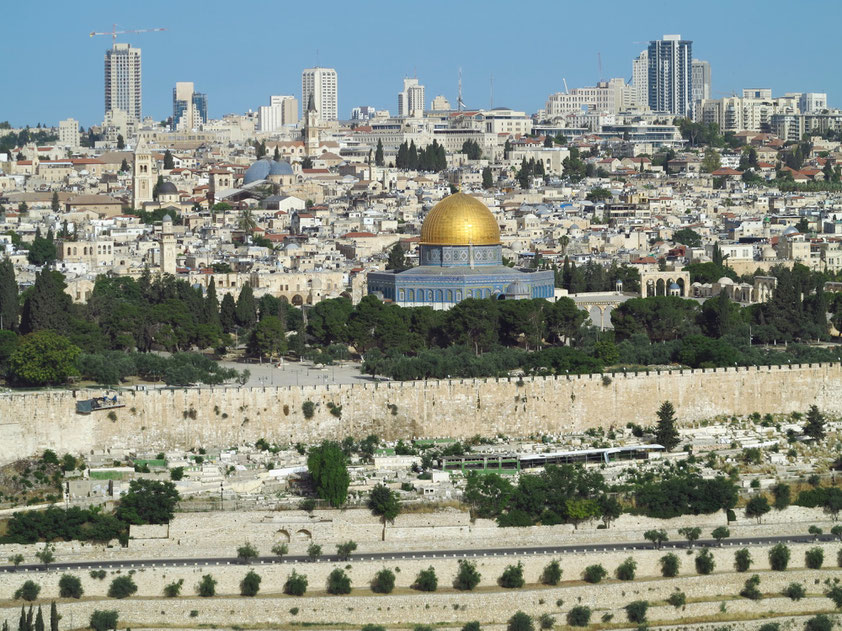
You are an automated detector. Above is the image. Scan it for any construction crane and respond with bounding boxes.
[457,67,466,111]
[562,78,569,95]
[89,24,166,42]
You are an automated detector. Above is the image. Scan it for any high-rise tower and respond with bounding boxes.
[104,43,142,122]
[398,78,425,117]
[301,67,338,121]
[647,34,693,117]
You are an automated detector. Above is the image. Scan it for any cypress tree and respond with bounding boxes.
[163,150,175,170]
[34,608,43,631]
[0,258,19,330]
[51,192,59,212]
[375,140,384,166]
[655,401,680,451]
[18,607,25,631]
[220,293,236,333]
[20,270,71,334]
[204,278,220,326]
[48,603,57,631]
[235,283,257,328]
[408,141,418,170]
[26,606,33,631]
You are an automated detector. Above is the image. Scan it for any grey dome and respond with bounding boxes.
[505,280,531,297]
[162,214,173,223]
[158,181,178,195]
[783,225,799,235]
[669,282,680,290]
[243,158,294,185]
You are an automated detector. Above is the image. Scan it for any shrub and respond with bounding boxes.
[538,614,554,630]
[825,582,842,608]
[454,560,481,591]
[336,540,358,561]
[616,557,637,581]
[307,543,322,561]
[8,554,24,566]
[783,582,806,601]
[740,574,762,600]
[583,564,607,583]
[236,542,258,563]
[107,576,137,599]
[832,525,842,541]
[284,571,308,596]
[566,606,591,628]
[89,611,118,631]
[667,591,686,608]
[197,574,217,597]
[540,559,562,585]
[302,401,315,419]
[413,566,438,591]
[806,547,825,569]
[660,553,680,577]
[758,625,780,631]
[462,623,481,631]
[499,562,525,588]
[240,570,261,597]
[170,467,184,481]
[507,612,533,631]
[163,579,184,597]
[625,600,648,624]
[326,568,351,595]
[14,580,40,601]
[59,574,84,599]
[695,549,715,575]
[809,525,824,539]
[362,627,385,631]
[371,568,395,594]
[271,542,288,557]
[90,570,107,580]
[805,615,833,631]
[772,483,791,510]
[300,498,316,512]
[768,543,790,571]
[734,548,752,572]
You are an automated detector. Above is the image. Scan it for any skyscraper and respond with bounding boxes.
[258,95,299,132]
[632,50,648,108]
[398,78,425,117]
[172,82,208,131]
[104,43,142,122]
[691,60,711,105]
[301,67,338,121]
[647,34,693,117]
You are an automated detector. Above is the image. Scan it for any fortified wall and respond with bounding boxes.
[0,363,840,464]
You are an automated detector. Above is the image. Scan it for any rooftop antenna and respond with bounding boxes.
[598,52,603,81]
[490,74,494,109]
[457,67,465,111]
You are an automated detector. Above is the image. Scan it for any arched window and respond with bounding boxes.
[408,289,415,301]
[435,289,443,302]
[398,289,405,301]
[426,290,433,302]
[446,289,453,302]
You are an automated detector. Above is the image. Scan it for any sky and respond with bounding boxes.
[2,0,841,127]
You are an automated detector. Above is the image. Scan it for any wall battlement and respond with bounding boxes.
[0,363,839,463]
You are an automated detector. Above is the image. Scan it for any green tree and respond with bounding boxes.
[694,549,715,575]
[239,570,261,596]
[196,574,217,597]
[805,547,824,569]
[482,166,493,189]
[625,601,648,624]
[583,564,606,583]
[116,134,125,150]
[326,568,351,595]
[14,581,40,601]
[307,441,350,507]
[336,540,357,561]
[508,611,534,631]
[89,611,118,631]
[745,496,770,523]
[772,483,791,510]
[615,557,637,581]
[49,602,58,631]
[283,571,308,596]
[58,574,83,598]
[805,615,833,631]
[219,293,236,333]
[701,147,721,173]
[107,576,137,599]
[8,331,79,386]
[644,528,668,548]
[236,542,258,563]
[454,559,481,591]
[498,562,525,588]
[768,543,790,570]
[115,479,180,525]
[19,271,72,334]
[0,258,19,331]
[672,228,702,248]
[734,548,752,572]
[655,401,680,451]
[163,150,175,170]
[711,526,730,545]
[660,553,680,577]
[368,483,401,540]
[247,316,286,359]
[371,568,395,593]
[386,242,409,271]
[804,405,826,440]
[565,607,590,628]
[540,559,562,585]
[585,187,611,203]
[234,283,257,328]
[374,139,384,166]
[50,191,59,212]
[678,526,702,546]
[413,566,438,591]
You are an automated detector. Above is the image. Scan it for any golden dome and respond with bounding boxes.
[420,193,501,246]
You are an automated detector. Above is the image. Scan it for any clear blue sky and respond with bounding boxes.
[2,0,840,127]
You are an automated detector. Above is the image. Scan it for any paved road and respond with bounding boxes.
[3,533,836,573]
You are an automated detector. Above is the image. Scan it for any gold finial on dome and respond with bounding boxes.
[420,193,501,246]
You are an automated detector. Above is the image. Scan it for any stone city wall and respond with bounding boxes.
[0,363,840,464]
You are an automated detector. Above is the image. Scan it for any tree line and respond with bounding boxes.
[394,140,447,171]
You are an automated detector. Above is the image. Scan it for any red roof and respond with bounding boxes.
[711,168,743,176]
[342,231,376,238]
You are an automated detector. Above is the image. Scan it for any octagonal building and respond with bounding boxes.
[367,193,555,309]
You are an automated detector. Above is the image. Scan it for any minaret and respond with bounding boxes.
[304,93,320,156]
[160,214,176,275]
[132,138,154,210]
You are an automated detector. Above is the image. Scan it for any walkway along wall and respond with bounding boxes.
[0,363,840,464]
